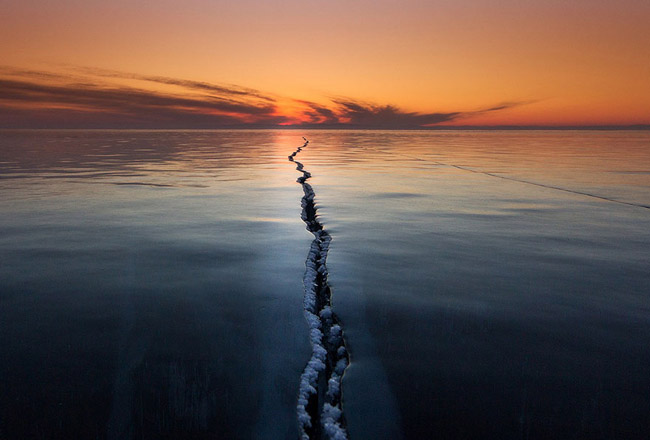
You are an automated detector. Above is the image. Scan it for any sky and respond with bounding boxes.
[1,0,649,128]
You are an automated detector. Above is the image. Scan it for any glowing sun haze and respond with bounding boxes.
[1,0,649,128]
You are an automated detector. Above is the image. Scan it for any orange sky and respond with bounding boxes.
[1,0,649,127]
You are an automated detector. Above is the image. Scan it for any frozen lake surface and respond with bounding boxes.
[1,129,649,439]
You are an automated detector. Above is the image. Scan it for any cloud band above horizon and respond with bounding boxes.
[0,66,528,129]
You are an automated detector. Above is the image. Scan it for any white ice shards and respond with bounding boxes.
[290,139,350,440]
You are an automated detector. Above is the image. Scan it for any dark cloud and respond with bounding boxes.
[0,66,531,129]
[0,78,276,116]
[70,66,276,103]
[0,71,285,128]
[290,99,532,129]
[332,100,461,128]
[295,100,339,124]
[477,101,537,113]
[0,105,274,129]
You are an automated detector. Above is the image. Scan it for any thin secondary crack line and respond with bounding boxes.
[289,138,350,440]
[449,164,650,210]
[357,145,650,211]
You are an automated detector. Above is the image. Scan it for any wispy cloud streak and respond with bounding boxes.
[290,99,531,129]
[0,66,529,128]
[0,67,285,128]
[70,66,277,103]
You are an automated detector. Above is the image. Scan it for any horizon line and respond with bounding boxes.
[2,125,649,131]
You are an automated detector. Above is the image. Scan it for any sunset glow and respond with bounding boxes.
[1,0,649,128]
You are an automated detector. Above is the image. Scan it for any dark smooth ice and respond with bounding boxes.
[300,130,650,440]
[0,130,311,439]
[1,129,650,439]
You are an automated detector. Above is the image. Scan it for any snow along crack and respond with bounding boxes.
[290,137,350,440]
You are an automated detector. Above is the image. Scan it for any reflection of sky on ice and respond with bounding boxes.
[0,130,310,439]
[303,130,650,439]
[1,129,650,439]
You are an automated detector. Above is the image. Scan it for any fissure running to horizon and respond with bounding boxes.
[289,138,350,440]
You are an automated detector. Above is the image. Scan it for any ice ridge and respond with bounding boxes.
[289,138,350,440]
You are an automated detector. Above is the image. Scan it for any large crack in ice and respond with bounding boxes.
[289,138,350,440]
